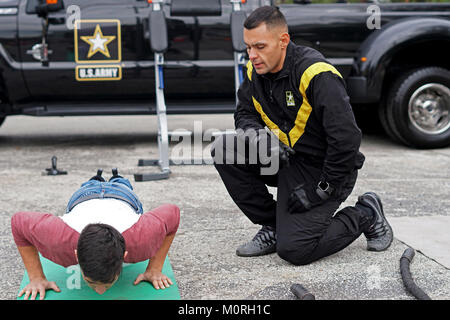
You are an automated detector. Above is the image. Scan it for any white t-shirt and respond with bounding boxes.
[61,198,140,233]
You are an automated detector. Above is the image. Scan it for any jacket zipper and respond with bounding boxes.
[264,73,291,147]
[284,124,292,148]
[269,82,274,103]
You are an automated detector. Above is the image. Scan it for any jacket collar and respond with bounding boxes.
[278,41,295,78]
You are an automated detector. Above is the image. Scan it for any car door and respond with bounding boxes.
[18,0,147,102]
[134,0,273,104]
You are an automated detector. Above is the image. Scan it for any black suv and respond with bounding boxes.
[0,0,449,148]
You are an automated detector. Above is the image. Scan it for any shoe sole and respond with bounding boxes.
[360,192,394,252]
[236,244,277,257]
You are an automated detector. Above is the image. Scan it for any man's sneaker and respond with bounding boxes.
[358,192,394,252]
[109,168,124,181]
[236,225,277,257]
[89,169,106,182]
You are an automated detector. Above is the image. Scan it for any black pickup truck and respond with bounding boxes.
[0,0,449,148]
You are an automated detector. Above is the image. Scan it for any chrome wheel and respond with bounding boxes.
[408,83,450,135]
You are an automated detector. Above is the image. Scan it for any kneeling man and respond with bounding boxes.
[211,6,393,265]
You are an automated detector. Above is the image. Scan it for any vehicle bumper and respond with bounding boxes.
[347,76,370,104]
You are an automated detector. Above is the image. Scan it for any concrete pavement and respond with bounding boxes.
[0,114,448,300]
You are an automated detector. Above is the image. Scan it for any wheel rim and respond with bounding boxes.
[408,83,450,135]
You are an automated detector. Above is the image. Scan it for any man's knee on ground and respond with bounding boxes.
[276,241,315,266]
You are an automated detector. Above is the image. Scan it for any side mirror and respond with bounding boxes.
[26,0,65,17]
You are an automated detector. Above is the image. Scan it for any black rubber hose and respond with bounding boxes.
[290,284,315,300]
[400,248,431,300]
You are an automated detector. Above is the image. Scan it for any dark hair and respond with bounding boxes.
[244,6,287,31]
[77,223,126,284]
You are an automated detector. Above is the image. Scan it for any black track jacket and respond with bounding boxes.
[235,41,365,189]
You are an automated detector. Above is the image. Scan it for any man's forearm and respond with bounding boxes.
[146,233,176,272]
[17,246,46,280]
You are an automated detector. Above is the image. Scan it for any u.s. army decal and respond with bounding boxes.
[74,19,122,81]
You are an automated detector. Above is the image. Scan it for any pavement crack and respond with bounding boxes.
[395,238,449,270]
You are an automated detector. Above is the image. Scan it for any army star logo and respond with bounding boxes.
[80,24,116,59]
[286,91,295,107]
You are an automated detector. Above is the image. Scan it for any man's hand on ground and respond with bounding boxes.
[18,278,61,300]
[133,269,173,290]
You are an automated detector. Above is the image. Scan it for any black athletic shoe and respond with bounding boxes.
[236,225,277,257]
[89,169,106,182]
[358,192,394,252]
[109,168,124,181]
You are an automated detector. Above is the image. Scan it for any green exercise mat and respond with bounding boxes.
[18,255,180,300]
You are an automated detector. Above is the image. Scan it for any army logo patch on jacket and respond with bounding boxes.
[285,91,295,107]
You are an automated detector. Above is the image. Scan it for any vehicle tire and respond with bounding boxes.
[385,67,450,149]
[378,96,403,144]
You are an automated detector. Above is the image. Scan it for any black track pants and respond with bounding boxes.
[212,134,372,266]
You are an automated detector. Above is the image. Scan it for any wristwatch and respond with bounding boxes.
[316,181,334,200]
